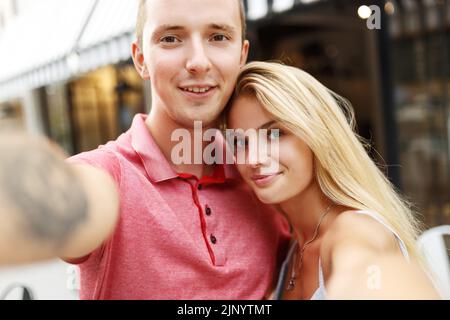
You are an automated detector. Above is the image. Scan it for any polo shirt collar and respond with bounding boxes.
[130,114,240,184]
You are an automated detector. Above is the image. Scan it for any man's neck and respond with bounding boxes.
[145,108,218,178]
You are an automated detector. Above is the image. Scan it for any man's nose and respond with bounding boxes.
[186,38,212,75]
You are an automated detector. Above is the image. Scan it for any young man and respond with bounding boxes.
[64,0,290,299]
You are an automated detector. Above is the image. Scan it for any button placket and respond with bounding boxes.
[186,179,216,265]
[197,193,223,265]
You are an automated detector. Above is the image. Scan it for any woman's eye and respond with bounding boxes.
[234,137,247,150]
[268,129,281,140]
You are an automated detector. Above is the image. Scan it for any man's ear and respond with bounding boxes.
[132,42,150,80]
[239,40,250,67]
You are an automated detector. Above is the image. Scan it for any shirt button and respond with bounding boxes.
[210,235,217,244]
[205,206,212,216]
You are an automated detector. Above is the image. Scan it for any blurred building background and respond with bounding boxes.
[0,0,449,298]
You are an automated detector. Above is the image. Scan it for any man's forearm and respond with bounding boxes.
[0,133,88,265]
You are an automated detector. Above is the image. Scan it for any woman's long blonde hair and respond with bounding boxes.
[231,61,423,262]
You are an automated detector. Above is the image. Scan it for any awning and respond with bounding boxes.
[0,0,326,102]
[0,0,95,101]
[75,0,138,74]
[0,0,138,102]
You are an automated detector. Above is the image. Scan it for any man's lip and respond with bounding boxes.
[179,84,218,89]
[179,86,218,99]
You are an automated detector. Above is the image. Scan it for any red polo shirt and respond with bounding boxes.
[67,114,290,300]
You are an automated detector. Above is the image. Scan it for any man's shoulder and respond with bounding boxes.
[67,135,131,184]
[69,143,118,164]
[68,132,132,163]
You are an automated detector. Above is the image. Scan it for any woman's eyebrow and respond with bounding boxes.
[258,121,277,130]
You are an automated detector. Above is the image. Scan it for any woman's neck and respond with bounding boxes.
[279,181,337,245]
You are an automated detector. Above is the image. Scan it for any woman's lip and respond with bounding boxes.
[251,172,282,187]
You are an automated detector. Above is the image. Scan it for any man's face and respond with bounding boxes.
[135,0,249,128]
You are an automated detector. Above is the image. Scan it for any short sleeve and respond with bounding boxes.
[67,148,121,187]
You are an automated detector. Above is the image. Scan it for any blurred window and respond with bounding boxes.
[392,1,450,227]
[67,63,144,154]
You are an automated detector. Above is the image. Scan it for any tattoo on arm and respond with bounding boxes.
[0,136,88,248]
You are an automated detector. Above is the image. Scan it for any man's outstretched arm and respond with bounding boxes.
[0,133,119,266]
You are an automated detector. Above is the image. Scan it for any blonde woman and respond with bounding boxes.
[226,61,440,299]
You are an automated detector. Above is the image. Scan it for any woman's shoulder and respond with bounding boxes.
[319,209,403,280]
[333,209,390,231]
[322,209,400,258]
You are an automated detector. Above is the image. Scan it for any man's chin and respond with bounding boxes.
[174,114,221,129]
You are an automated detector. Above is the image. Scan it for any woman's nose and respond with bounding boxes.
[246,140,270,168]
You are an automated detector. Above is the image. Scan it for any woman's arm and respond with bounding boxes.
[322,211,440,299]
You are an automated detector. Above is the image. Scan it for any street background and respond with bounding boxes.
[0,0,449,299]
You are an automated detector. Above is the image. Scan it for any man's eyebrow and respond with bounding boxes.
[151,24,236,39]
[258,121,277,130]
[208,24,236,34]
[152,25,185,37]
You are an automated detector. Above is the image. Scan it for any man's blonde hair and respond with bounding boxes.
[136,0,247,48]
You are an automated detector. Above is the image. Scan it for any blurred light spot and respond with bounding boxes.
[273,0,294,12]
[300,0,321,3]
[385,1,395,15]
[247,0,268,20]
[358,5,372,19]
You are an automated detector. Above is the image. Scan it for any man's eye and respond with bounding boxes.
[211,34,228,42]
[161,36,180,43]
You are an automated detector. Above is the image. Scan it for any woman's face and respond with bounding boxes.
[228,94,316,204]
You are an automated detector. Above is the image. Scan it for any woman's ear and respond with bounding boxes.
[131,42,150,80]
